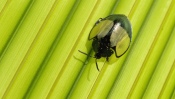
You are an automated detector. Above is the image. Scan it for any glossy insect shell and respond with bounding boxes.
[89,14,132,59]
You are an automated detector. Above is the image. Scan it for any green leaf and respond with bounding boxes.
[0,0,175,98]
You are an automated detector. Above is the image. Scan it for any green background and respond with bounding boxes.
[0,0,175,98]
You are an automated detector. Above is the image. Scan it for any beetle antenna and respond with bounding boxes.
[95,59,99,71]
[79,50,100,71]
[78,50,94,57]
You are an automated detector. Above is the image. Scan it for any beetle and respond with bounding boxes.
[79,14,132,71]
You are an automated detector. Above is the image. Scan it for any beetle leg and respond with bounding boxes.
[95,59,99,71]
[106,57,109,61]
